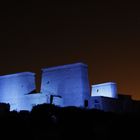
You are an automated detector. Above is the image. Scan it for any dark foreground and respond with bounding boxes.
[0,103,139,140]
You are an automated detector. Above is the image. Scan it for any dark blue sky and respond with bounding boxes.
[0,0,140,99]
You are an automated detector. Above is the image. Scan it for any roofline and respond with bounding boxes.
[42,62,88,72]
[92,82,117,87]
[0,72,35,79]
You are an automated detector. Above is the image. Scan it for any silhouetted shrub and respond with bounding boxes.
[0,103,10,114]
[0,103,139,140]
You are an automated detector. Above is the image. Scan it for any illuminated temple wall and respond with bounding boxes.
[40,63,90,107]
[0,64,124,111]
[89,82,119,111]
[9,94,47,111]
[91,82,118,98]
[0,72,37,111]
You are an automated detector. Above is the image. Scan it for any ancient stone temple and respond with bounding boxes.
[0,62,138,112]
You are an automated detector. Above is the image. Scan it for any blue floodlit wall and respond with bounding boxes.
[11,93,47,111]
[91,82,118,98]
[88,96,103,110]
[89,96,121,112]
[2,93,47,111]
[1,93,46,111]
[0,72,36,111]
[41,63,90,107]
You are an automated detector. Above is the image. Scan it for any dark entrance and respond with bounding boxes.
[50,95,62,104]
[84,100,88,108]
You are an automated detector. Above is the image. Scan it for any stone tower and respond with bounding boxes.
[41,63,90,107]
[0,72,36,110]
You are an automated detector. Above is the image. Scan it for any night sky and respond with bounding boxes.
[0,0,140,99]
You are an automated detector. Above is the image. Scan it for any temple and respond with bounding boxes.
[0,62,139,112]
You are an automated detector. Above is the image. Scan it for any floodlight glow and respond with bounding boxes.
[91,82,118,98]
